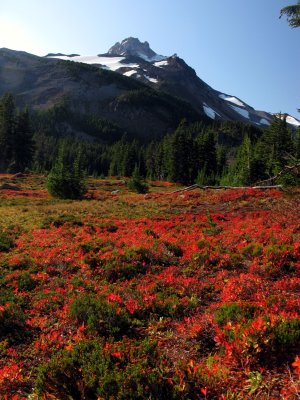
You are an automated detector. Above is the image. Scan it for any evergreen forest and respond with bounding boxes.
[1,93,299,187]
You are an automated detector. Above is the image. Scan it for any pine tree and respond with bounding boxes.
[280,1,300,27]
[127,165,148,193]
[165,120,195,185]
[0,93,15,172]
[231,135,253,186]
[46,145,86,199]
[295,128,300,160]
[12,108,34,172]
[260,115,293,175]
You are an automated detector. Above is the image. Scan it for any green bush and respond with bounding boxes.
[163,241,183,257]
[0,231,14,252]
[17,272,37,291]
[0,290,26,341]
[215,303,259,327]
[270,318,300,359]
[69,295,131,338]
[35,338,174,399]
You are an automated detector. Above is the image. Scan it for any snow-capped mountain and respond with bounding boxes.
[46,37,298,128]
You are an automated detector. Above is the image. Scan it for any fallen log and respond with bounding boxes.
[169,184,282,194]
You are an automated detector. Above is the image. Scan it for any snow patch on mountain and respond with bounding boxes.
[123,70,137,77]
[48,54,141,72]
[138,53,165,62]
[154,60,169,68]
[286,115,300,127]
[229,104,250,119]
[144,75,158,83]
[219,94,245,107]
[260,118,270,125]
[203,103,220,120]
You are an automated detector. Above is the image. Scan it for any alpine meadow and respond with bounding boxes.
[0,1,300,399]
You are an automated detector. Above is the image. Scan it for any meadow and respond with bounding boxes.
[0,174,299,399]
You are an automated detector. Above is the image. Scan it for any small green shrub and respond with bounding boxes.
[0,232,14,252]
[69,295,131,338]
[203,210,222,236]
[17,272,37,291]
[0,290,26,341]
[215,303,259,327]
[241,243,263,258]
[270,318,300,358]
[163,241,183,257]
[35,338,173,399]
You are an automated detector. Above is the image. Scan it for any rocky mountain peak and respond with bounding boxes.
[107,37,166,61]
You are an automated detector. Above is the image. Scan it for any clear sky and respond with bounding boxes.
[1,0,299,117]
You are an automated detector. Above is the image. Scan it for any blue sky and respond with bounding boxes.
[1,0,299,117]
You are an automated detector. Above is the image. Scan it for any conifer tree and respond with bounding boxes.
[0,93,15,171]
[46,145,86,199]
[260,115,293,175]
[295,128,300,160]
[231,135,253,186]
[127,165,148,193]
[280,1,300,27]
[165,120,195,185]
[12,108,34,172]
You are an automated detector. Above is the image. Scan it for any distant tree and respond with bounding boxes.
[165,120,195,185]
[0,93,15,171]
[0,94,35,172]
[12,107,34,172]
[260,115,293,175]
[280,1,300,27]
[46,145,86,199]
[295,127,300,160]
[232,135,253,185]
[196,129,217,183]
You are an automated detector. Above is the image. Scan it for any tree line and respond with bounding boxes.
[0,93,299,187]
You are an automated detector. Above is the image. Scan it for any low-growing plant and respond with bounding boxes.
[163,241,183,257]
[215,302,259,327]
[0,231,14,252]
[41,213,83,228]
[69,295,131,338]
[35,338,174,399]
[241,243,263,258]
[203,210,223,236]
[17,271,37,291]
[0,291,26,341]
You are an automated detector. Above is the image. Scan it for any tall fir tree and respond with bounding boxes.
[0,93,15,172]
[164,120,195,185]
[11,107,34,172]
[260,115,293,175]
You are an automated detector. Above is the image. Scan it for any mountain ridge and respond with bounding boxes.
[45,38,299,129]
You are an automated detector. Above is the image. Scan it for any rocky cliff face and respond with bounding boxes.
[106,37,165,61]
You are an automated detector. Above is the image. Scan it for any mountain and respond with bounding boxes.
[47,37,299,129]
[0,47,201,142]
[105,37,165,62]
[1,38,298,145]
